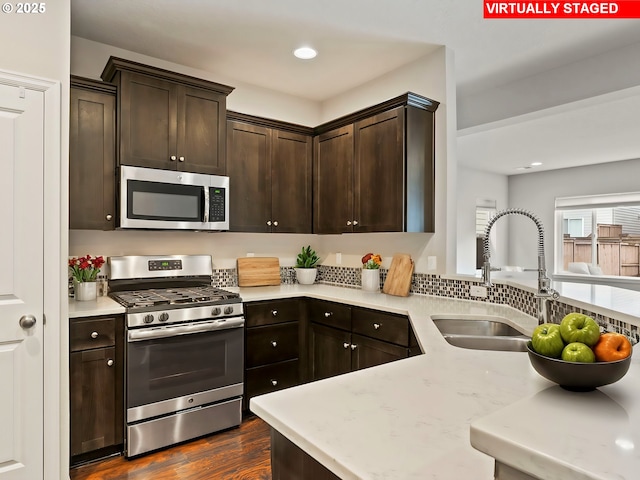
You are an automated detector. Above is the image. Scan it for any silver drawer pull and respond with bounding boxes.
[105,214,112,221]
[170,155,177,161]
[271,310,278,316]
[267,220,272,226]
[271,380,278,386]
[91,331,98,339]
[271,341,277,347]
[373,323,381,330]
[346,221,352,226]
[273,221,278,226]
[107,359,114,367]
[353,220,358,226]
[179,156,185,162]
[351,344,357,350]
[324,312,333,317]
[343,342,350,349]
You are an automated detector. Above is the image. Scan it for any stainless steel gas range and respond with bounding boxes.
[108,255,244,458]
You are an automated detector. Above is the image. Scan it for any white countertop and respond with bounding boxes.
[243,284,640,480]
[68,282,640,479]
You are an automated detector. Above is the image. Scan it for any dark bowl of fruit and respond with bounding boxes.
[526,340,632,391]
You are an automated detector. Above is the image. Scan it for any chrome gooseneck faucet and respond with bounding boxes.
[482,208,558,324]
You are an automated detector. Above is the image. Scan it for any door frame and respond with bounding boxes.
[0,69,65,480]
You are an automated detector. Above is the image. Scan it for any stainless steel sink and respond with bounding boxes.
[432,316,530,352]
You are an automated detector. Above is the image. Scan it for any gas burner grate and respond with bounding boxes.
[110,286,239,309]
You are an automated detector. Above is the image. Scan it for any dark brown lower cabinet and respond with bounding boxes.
[309,323,351,380]
[271,429,340,480]
[351,333,408,370]
[69,315,124,465]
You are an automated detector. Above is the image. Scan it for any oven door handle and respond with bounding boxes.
[127,317,244,342]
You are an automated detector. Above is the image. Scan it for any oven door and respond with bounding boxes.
[126,318,244,423]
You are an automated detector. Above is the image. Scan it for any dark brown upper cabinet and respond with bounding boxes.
[101,57,234,175]
[313,93,439,234]
[69,76,116,230]
[227,112,313,233]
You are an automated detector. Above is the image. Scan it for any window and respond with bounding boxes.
[555,193,640,278]
[475,201,497,270]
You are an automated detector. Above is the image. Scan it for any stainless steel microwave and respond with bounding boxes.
[119,165,229,231]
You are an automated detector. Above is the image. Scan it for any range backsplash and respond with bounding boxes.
[212,265,639,344]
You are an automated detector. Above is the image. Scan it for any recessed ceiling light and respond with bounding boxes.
[293,47,317,60]
[516,166,532,170]
[530,162,543,166]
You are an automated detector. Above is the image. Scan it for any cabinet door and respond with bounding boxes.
[177,85,227,175]
[271,130,312,233]
[354,107,405,232]
[313,125,354,234]
[309,323,351,381]
[246,322,299,368]
[227,120,272,232]
[69,84,116,230]
[70,347,122,456]
[350,334,407,371]
[119,71,178,169]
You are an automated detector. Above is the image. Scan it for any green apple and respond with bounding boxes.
[559,313,600,346]
[531,323,565,358]
[561,342,596,363]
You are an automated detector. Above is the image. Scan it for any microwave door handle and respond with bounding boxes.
[203,186,209,223]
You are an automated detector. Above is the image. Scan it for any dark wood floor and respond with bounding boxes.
[70,416,272,480]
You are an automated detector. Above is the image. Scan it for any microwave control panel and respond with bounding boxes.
[209,187,226,222]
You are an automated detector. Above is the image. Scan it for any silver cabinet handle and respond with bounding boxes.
[343,342,350,349]
[107,359,114,367]
[179,156,185,162]
[271,380,278,386]
[324,312,333,317]
[351,344,357,350]
[19,315,36,329]
[271,310,278,317]
[105,214,113,221]
[271,341,277,347]
[346,221,352,226]
[353,220,358,226]
[273,221,278,226]
[170,155,177,161]
[267,220,272,226]
[91,331,98,339]
[373,323,381,330]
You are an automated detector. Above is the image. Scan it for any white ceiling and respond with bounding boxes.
[71,0,640,175]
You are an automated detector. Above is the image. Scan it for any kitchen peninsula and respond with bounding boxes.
[70,280,640,479]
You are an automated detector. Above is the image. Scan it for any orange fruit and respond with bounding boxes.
[593,333,632,362]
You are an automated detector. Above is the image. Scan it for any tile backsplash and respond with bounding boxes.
[213,265,639,344]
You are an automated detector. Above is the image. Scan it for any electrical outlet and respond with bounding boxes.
[246,252,255,257]
[427,256,437,270]
[470,285,488,298]
[335,253,342,264]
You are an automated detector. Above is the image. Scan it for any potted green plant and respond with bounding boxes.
[295,245,320,285]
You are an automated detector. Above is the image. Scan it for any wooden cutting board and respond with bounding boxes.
[383,254,414,297]
[237,257,281,287]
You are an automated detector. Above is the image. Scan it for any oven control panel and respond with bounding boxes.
[148,259,183,271]
[126,302,244,328]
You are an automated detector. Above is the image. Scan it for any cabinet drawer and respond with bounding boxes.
[245,359,300,400]
[70,317,116,352]
[308,299,351,330]
[351,308,409,346]
[245,299,300,327]
[246,322,299,368]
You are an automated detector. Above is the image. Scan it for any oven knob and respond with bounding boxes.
[143,314,154,324]
[159,312,169,322]
[224,306,234,315]
[211,307,222,316]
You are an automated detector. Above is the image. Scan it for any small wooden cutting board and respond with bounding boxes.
[237,257,281,287]
[383,254,414,297]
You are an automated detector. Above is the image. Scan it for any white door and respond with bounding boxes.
[0,82,45,480]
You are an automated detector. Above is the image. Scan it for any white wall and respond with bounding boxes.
[70,39,455,274]
[1,3,70,479]
[508,158,640,273]
[456,167,508,274]
[71,36,321,126]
